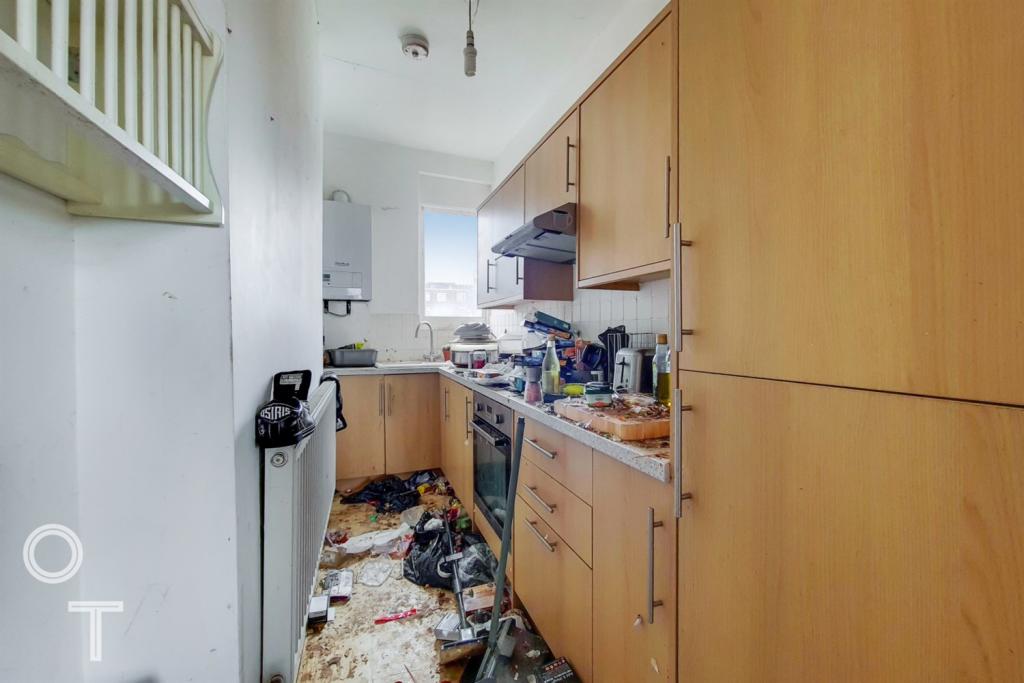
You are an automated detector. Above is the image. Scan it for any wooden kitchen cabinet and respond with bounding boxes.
[677,370,1024,682]
[677,0,1024,406]
[383,374,440,474]
[524,109,578,218]
[577,14,673,288]
[514,504,593,682]
[439,376,474,505]
[592,455,675,683]
[335,375,386,480]
[478,166,573,309]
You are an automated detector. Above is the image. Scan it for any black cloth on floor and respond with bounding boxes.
[339,470,435,514]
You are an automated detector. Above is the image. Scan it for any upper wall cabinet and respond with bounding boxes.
[577,15,673,288]
[478,166,573,309]
[524,109,578,218]
[677,0,1024,406]
[0,0,224,225]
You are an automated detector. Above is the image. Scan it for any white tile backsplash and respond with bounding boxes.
[484,278,672,344]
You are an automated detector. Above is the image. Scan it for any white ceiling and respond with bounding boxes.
[317,0,637,161]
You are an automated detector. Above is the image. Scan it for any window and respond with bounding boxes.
[423,209,481,317]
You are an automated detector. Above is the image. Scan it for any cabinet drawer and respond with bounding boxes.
[514,502,593,681]
[518,458,592,566]
[521,417,593,504]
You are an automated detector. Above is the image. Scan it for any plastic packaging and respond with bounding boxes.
[359,559,395,587]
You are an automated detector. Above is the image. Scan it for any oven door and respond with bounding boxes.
[472,419,511,537]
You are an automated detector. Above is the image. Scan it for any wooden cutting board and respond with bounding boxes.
[553,399,670,441]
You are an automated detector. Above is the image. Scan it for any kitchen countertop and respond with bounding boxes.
[323,363,672,483]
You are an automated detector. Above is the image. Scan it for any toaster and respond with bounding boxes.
[612,348,654,393]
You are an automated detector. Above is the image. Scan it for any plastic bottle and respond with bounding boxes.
[653,333,671,405]
[542,335,560,396]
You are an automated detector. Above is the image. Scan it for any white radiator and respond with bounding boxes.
[261,382,336,683]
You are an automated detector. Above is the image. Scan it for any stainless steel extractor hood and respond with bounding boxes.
[491,203,576,264]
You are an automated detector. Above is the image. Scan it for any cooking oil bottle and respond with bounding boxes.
[653,333,671,405]
[542,335,561,396]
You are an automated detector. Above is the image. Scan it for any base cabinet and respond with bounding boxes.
[439,376,474,504]
[678,370,1024,682]
[592,456,675,682]
[335,373,439,480]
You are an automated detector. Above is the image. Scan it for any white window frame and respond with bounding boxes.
[419,204,483,323]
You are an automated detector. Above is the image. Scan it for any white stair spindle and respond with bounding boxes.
[141,0,154,149]
[124,0,138,138]
[80,0,96,103]
[156,0,168,162]
[193,41,202,185]
[103,0,118,120]
[170,5,182,174]
[16,0,38,55]
[51,0,69,81]
[182,25,193,182]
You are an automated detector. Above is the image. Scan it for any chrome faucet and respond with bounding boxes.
[415,321,441,361]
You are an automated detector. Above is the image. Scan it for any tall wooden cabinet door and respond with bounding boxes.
[335,375,385,479]
[677,370,1024,683]
[439,378,453,481]
[477,196,499,306]
[592,456,675,682]
[524,109,579,218]
[492,168,526,301]
[578,15,673,285]
[383,374,440,474]
[677,0,1024,406]
[452,381,475,504]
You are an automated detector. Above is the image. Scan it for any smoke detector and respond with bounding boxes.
[401,33,429,60]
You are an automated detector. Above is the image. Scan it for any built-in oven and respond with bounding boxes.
[472,392,513,538]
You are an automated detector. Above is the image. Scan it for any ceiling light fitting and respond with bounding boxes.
[464,0,478,77]
[401,33,429,60]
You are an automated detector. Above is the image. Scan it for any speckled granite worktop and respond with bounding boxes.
[324,363,672,483]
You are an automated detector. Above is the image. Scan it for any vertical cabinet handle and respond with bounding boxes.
[378,381,384,417]
[485,260,496,292]
[671,221,695,352]
[648,507,664,624]
[664,155,671,238]
[673,392,693,519]
[465,397,472,440]
[515,257,523,284]
[565,136,576,192]
[388,382,394,417]
[444,387,449,421]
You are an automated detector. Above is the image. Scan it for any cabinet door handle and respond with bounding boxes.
[565,136,576,192]
[465,397,472,439]
[525,437,556,460]
[378,382,384,417]
[525,485,557,514]
[664,155,671,238]
[444,387,449,421]
[388,383,394,417]
[673,391,694,519]
[647,506,664,624]
[526,519,557,553]
[515,257,523,284]
[671,222,695,352]
[485,260,496,292]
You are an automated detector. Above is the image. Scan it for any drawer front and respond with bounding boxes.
[518,458,593,566]
[521,417,594,504]
[514,502,593,682]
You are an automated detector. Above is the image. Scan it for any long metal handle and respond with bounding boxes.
[485,260,496,292]
[378,381,384,417]
[565,136,576,192]
[673,392,693,518]
[664,155,671,238]
[526,519,556,553]
[525,437,557,460]
[672,221,695,352]
[515,257,523,284]
[465,397,472,439]
[648,506,664,623]
[443,387,449,422]
[525,485,557,514]
[387,382,394,417]
[472,421,507,448]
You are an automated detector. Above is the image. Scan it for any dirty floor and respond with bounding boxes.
[298,492,470,683]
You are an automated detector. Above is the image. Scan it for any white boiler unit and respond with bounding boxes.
[323,198,372,301]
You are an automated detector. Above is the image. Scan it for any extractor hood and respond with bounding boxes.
[492,203,576,264]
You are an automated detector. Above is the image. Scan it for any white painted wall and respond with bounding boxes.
[0,0,322,680]
[492,0,668,182]
[223,1,323,681]
[0,175,83,683]
[322,133,492,359]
